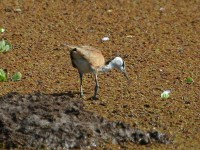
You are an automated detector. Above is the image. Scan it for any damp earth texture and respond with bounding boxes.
[0,0,200,149]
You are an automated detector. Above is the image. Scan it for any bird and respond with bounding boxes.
[67,45,129,99]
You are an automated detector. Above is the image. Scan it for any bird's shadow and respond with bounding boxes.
[50,91,77,98]
[50,91,90,99]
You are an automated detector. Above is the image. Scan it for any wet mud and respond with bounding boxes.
[0,92,170,149]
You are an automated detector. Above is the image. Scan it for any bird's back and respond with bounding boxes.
[69,45,105,72]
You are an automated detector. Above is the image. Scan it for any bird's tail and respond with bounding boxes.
[63,43,78,49]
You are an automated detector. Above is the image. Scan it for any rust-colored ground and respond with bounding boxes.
[0,0,200,149]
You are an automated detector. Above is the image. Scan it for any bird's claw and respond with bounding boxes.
[80,94,84,98]
[92,96,99,100]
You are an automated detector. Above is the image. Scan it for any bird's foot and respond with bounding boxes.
[80,94,85,99]
[91,96,99,100]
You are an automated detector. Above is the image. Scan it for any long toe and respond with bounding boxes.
[80,94,84,98]
[92,96,99,100]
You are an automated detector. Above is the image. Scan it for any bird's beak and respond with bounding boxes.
[123,70,130,82]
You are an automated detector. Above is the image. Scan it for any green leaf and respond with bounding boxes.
[161,90,171,99]
[2,40,5,46]
[4,45,10,52]
[0,40,12,53]
[161,93,170,99]
[186,77,194,84]
[0,45,3,52]
[12,72,22,81]
[0,28,5,33]
[0,69,7,82]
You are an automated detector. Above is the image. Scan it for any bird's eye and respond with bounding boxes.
[122,61,125,68]
[73,48,77,51]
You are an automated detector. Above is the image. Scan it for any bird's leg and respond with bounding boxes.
[79,72,84,98]
[93,73,99,100]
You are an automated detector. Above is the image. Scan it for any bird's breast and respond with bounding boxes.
[73,58,94,73]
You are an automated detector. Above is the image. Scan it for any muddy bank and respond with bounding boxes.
[0,92,170,149]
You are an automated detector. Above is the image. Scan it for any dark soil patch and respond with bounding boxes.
[0,92,170,149]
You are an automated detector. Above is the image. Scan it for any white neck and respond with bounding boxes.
[98,63,114,72]
[98,57,124,72]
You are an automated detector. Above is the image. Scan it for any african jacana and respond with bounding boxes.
[68,45,129,99]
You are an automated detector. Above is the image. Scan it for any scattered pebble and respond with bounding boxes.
[126,35,134,38]
[107,9,113,13]
[102,37,110,41]
[14,8,22,12]
[159,7,165,12]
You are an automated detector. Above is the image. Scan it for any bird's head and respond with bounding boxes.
[109,57,129,81]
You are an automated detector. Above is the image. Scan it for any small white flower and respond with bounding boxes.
[160,7,165,12]
[161,90,171,99]
[102,37,109,41]
[15,8,22,12]
[107,9,112,13]
[126,35,134,38]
